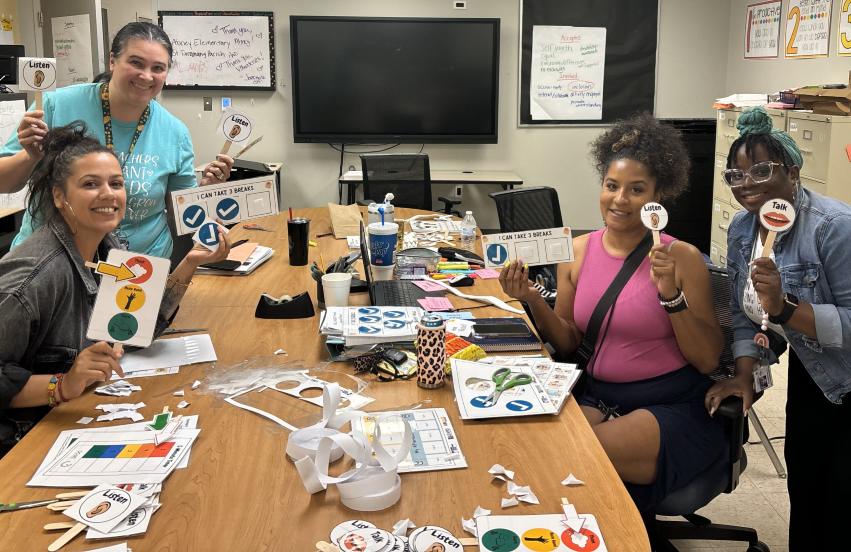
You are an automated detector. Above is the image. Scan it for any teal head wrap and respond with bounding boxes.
[736,106,804,169]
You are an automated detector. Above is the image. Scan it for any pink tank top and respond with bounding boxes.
[573,230,688,383]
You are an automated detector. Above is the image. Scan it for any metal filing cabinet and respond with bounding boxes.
[711,107,789,266]
[787,112,851,205]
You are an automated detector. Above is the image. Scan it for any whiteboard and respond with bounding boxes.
[159,12,276,91]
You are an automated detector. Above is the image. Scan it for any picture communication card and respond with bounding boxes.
[86,250,170,347]
[216,106,257,145]
[478,357,581,413]
[451,360,558,420]
[477,514,608,552]
[63,484,147,534]
[28,429,200,487]
[18,57,57,91]
[481,227,574,269]
[350,408,467,473]
[171,175,279,235]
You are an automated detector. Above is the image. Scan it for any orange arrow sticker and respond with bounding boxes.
[95,262,136,282]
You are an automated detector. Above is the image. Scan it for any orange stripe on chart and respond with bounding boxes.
[132,444,157,459]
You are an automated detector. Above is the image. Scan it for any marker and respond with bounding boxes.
[309,241,317,247]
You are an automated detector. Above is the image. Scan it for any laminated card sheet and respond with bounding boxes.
[478,357,581,413]
[451,360,558,420]
[477,514,608,552]
[350,408,467,473]
[481,227,574,270]
[171,175,279,235]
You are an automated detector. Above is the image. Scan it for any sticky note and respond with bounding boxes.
[417,297,453,312]
[412,280,446,292]
[474,269,500,279]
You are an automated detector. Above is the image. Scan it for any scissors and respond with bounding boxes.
[243,223,274,232]
[0,499,59,513]
[484,368,533,406]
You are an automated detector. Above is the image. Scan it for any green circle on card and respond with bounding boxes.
[481,528,520,552]
[108,312,138,341]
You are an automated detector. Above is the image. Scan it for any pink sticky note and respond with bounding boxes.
[412,280,446,292]
[475,269,501,279]
[417,297,453,312]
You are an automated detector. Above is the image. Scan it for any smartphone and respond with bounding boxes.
[473,323,531,338]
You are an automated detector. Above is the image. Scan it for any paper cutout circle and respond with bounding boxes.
[640,202,668,231]
[481,528,520,552]
[182,205,206,229]
[197,221,221,246]
[486,244,508,265]
[115,285,146,312]
[758,198,795,232]
[330,521,376,544]
[108,313,139,341]
[561,527,602,552]
[521,528,561,552]
[221,113,253,143]
[470,396,495,409]
[77,489,134,524]
[339,528,391,552]
[216,197,240,221]
[126,256,153,284]
[505,400,534,412]
[409,526,463,552]
[21,59,56,90]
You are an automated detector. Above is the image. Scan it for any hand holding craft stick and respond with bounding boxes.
[756,199,795,330]
[215,107,257,163]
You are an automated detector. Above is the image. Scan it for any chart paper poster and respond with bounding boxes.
[785,0,832,58]
[530,26,606,121]
[170,175,278,235]
[745,1,782,59]
[840,0,851,55]
[51,15,94,87]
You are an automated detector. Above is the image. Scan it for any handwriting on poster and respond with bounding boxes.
[785,0,832,58]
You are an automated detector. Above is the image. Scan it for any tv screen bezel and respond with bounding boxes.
[289,16,500,144]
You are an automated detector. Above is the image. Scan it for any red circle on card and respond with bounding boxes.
[126,256,153,284]
[561,528,601,551]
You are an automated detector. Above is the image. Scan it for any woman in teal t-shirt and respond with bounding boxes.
[0,22,233,258]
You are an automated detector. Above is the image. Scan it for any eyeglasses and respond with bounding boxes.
[721,162,784,188]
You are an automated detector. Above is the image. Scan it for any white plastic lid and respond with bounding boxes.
[465,211,472,215]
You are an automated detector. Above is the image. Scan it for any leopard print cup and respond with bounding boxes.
[417,315,447,389]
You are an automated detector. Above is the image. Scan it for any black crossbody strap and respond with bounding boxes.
[573,231,654,365]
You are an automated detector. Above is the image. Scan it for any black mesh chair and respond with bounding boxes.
[643,264,769,552]
[357,153,460,216]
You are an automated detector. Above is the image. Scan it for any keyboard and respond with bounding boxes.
[374,281,428,307]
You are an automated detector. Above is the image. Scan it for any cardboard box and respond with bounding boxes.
[795,87,851,116]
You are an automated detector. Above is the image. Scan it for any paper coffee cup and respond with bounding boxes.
[322,273,353,307]
[368,222,399,266]
[372,265,395,281]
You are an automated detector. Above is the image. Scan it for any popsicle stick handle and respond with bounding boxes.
[44,522,78,531]
[47,522,85,551]
[220,140,232,156]
[316,542,339,552]
[46,500,77,511]
[84,261,98,269]
[459,538,478,546]
[760,231,777,258]
[112,342,123,353]
[652,230,661,246]
[55,491,88,500]
[35,91,42,111]
[162,406,169,414]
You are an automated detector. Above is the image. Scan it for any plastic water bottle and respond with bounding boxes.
[460,211,477,252]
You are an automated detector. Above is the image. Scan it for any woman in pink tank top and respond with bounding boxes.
[499,114,725,511]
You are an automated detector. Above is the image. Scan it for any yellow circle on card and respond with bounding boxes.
[521,529,560,552]
[115,285,146,312]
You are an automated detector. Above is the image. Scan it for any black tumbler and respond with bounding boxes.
[287,217,310,266]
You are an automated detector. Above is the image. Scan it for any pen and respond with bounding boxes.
[231,239,248,248]
[315,233,333,238]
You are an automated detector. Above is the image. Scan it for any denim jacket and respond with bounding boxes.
[0,218,170,446]
[726,187,851,404]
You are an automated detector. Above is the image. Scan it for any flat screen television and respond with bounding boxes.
[290,16,500,144]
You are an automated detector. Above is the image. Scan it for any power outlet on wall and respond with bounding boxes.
[203,97,212,111]
[454,1,467,9]
[455,186,463,198]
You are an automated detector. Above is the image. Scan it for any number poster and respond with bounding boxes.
[745,1,782,59]
[785,0,832,59]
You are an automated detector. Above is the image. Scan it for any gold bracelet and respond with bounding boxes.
[166,277,193,293]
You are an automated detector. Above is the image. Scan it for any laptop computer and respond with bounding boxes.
[359,221,439,307]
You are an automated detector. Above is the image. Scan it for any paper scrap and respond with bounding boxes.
[517,490,539,504]
[174,390,184,397]
[191,380,201,390]
[412,279,446,292]
[97,413,114,422]
[475,269,501,279]
[473,506,491,518]
[417,297,453,312]
[346,235,360,249]
[274,349,286,355]
[513,485,531,496]
[392,519,416,536]
[77,417,94,425]
[501,497,519,508]
[562,474,585,486]
[461,517,477,537]
[177,401,190,409]
[446,320,474,337]
[96,403,145,413]
[489,464,515,480]
[491,474,506,483]
[507,482,519,495]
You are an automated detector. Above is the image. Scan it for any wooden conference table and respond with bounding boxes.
[0,207,649,552]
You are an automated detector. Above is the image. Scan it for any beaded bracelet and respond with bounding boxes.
[57,373,68,403]
[47,374,64,407]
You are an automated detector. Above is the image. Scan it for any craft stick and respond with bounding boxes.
[562,497,570,505]
[47,522,86,552]
[459,538,478,546]
[54,491,88,500]
[35,91,42,111]
[47,500,77,511]
[652,229,661,246]
[162,406,169,414]
[760,231,777,258]
[84,261,97,269]
[220,140,232,156]
[112,342,123,353]
[44,522,77,531]
[316,542,339,552]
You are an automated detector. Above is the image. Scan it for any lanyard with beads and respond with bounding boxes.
[99,82,150,168]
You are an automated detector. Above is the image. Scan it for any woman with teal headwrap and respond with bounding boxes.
[705,106,851,550]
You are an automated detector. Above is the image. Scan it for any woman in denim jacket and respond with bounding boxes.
[704,107,851,550]
[0,123,230,458]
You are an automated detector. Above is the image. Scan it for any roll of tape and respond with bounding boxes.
[286,427,343,462]
[340,475,402,512]
[336,466,398,500]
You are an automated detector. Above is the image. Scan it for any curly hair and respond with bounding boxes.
[26,122,117,223]
[589,112,691,200]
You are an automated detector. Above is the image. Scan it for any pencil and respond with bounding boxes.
[320,253,326,273]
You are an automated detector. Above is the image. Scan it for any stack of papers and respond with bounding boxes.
[119,335,217,375]
[195,245,274,276]
[713,93,768,108]
[478,356,581,412]
[319,306,424,346]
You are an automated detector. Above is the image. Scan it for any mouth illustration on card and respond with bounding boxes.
[762,212,790,228]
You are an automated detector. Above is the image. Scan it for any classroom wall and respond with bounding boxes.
[1,0,20,44]
[725,0,851,94]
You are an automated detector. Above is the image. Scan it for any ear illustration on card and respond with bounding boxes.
[86,502,111,518]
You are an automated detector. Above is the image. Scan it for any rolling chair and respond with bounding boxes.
[357,153,460,216]
[643,264,769,552]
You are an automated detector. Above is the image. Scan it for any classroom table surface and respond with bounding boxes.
[0,207,650,552]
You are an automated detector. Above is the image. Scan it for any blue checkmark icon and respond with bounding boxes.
[183,205,206,228]
[198,222,220,246]
[216,198,239,221]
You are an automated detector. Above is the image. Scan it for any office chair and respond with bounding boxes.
[642,264,769,552]
[357,153,460,216]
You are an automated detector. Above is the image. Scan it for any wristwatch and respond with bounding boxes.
[768,293,799,325]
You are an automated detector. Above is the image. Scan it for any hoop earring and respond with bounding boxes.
[793,181,800,200]
[63,201,79,235]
